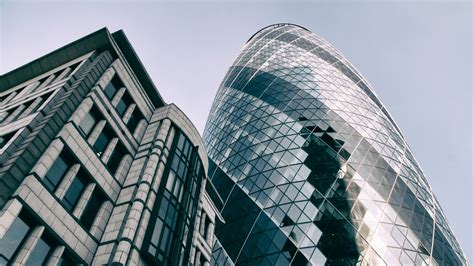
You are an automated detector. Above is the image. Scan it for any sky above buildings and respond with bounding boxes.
[1,0,472,261]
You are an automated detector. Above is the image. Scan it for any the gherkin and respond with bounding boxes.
[203,24,466,265]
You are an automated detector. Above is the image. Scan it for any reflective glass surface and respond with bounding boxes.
[0,215,30,262]
[25,233,52,266]
[203,24,466,265]
[115,92,132,117]
[78,106,100,137]
[79,189,105,231]
[144,130,204,266]
[44,150,73,191]
[104,75,123,100]
[126,107,144,134]
[62,171,88,212]
[106,142,127,176]
[93,126,113,157]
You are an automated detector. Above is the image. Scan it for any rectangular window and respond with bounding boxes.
[25,231,55,265]
[44,150,74,191]
[115,92,132,117]
[78,106,101,137]
[126,107,144,134]
[62,171,88,212]
[58,250,78,265]
[104,75,124,100]
[93,126,113,157]
[79,189,105,231]
[0,213,31,263]
[106,142,127,176]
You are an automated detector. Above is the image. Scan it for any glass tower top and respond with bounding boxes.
[204,24,466,265]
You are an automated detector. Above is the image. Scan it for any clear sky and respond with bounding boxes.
[1,0,472,261]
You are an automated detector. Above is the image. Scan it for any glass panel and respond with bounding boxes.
[0,131,16,149]
[126,107,144,134]
[62,172,88,212]
[93,126,113,157]
[115,93,132,117]
[0,215,30,261]
[25,234,52,266]
[104,75,124,100]
[78,107,100,137]
[79,190,105,230]
[106,142,127,175]
[44,150,72,191]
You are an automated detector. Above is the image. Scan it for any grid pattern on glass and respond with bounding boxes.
[203,24,466,265]
[144,130,204,266]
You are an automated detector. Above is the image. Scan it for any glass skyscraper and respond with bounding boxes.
[204,24,467,265]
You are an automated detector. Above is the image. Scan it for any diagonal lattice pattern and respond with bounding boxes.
[204,24,466,265]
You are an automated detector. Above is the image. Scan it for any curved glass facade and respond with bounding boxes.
[204,24,466,265]
[143,129,204,265]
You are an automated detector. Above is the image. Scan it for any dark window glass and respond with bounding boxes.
[144,130,204,265]
[93,126,113,157]
[106,142,127,176]
[58,250,76,265]
[62,171,88,212]
[25,232,54,266]
[79,190,105,231]
[126,107,144,134]
[104,76,124,100]
[79,106,100,137]
[0,215,30,262]
[115,92,132,117]
[0,131,16,149]
[44,150,73,191]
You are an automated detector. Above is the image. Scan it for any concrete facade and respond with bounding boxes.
[0,28,221,265]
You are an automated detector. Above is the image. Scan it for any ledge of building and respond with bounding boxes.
[0,27,165,108]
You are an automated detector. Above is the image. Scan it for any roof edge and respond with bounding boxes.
[0,28,166,108]
[246,23,311,43]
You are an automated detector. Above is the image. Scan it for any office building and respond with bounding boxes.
[0,28,221,265]
[204,24,467,265]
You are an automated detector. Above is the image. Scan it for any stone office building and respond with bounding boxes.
[0,28,221,265]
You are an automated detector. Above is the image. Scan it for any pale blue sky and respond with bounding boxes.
[1,0,472,261]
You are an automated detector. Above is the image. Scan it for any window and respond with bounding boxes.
[62,171,88,212]
[78,106,101,137]
[0,131,16,149]
[106,142,127,176]
[115,92,132,117]
[126,107,144,134]
[25,231,55,265]
[58,250,77,265]
[104,75,124,100]
[93,126,113,157]
[0,213,31,263]
[144,130,204,265]
[79,189,105,231]
[44,150,74,191]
